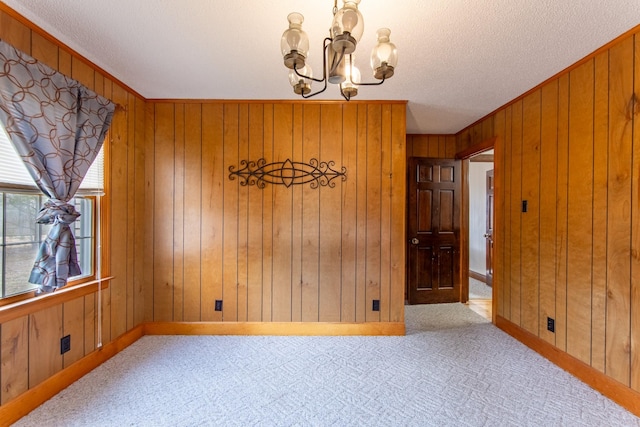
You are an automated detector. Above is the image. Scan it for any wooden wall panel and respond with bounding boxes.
[0,6,146,408]
[152,103,175,321]
[143,102,155,324]
[493,109,506,320]
[30,32,57,70]
[222,104,240,321]
[271,104,294,322]
[355,106,368,322]
[539,80,558,345]
[171,104,185,321]
[632,33,640,393]
[301,105,320,322]
[110,83,132,338]
[125,78,137,327]
[341,104,358,322]
[247,104,264,322]
[183,104,202,321]
[261,105,274,322]
[62,298,84,367]
[0,10,30,53]
[380,105,392,322]
[133,97,147,326]
[201,104,224,322]
[390,104,407,322]
[319,104,342,322]
[461,24,640,409]
[566,60,594,365]
[509,100,523,326]
[502,106,512,320]
[28,307,63,388]
[290,104,303,322]
[606,37,633,385]
[407,134,456,159]
[365,104,382,322]
[147,101,406,325]
[0,317,28,405]
[591,50,609,373]
[520,91,541,335]
[237,105,251,322]
[555,73,569,352]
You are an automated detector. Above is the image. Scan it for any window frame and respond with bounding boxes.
[0,193,100,305]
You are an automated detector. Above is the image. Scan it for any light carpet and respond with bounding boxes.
[469,278,492,300]
[14,303,640,426]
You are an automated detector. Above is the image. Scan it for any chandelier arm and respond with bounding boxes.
[301,79,328,98]
[345,56,387,86]
[299,38,331,98]
[293,38,333,84]
[339,86,352,101]
[355,77,386,86]
[293,65,324,83]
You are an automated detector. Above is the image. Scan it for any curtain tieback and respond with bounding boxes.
[35,199,80,225]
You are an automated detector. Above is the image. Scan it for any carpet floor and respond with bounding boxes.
[14,303,640,426]
[468,278,492,300]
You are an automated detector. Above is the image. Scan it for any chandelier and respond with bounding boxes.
[281,0,398,101]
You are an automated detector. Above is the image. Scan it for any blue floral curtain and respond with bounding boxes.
[0,39,115,293]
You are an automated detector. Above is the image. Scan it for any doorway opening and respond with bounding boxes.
[467,149,493,320]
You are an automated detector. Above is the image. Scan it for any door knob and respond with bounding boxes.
[411,237,419,245]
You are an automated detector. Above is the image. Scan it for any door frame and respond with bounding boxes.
[406,157,462,305]
[485,168,494,286]
[456,137,496,318]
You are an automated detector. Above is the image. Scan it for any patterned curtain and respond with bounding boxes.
[0,40,115,293]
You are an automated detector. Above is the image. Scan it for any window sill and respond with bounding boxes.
[0,277,112,324]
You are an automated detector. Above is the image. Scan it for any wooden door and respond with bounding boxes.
[407,158,461,304]
[485,169,494,286]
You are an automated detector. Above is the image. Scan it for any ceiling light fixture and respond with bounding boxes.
[281,0,398,101]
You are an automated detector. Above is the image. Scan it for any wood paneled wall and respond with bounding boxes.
[457,31,640,393]
[406,134,456,159]
[146,101,407,323]
[0,7,146,406]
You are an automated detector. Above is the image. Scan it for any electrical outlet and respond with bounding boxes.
[372,300,380,312]
[547,317,555,333]
[60,335,71,354]
[215,300,223,311]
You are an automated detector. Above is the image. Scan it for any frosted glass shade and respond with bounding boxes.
[281,12,309,69]
[289,66,312,95]
[330,0,363,54]
[370,28,397,79]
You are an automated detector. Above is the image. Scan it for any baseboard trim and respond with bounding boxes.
[495,315,640,417]
[144,321,406,336]
[468,270,486,283]
[0,324,144,426]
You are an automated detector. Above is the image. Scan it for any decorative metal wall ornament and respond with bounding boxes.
[229,158,346,189]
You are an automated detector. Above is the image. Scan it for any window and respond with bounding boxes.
[0,125,102,298]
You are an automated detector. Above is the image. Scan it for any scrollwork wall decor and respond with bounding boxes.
[229,158,347,189]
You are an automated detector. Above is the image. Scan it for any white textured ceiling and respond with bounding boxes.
[3,0,640,134]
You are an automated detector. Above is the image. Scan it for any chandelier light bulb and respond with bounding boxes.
[341,9,359,34]
[341,55,361,99]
